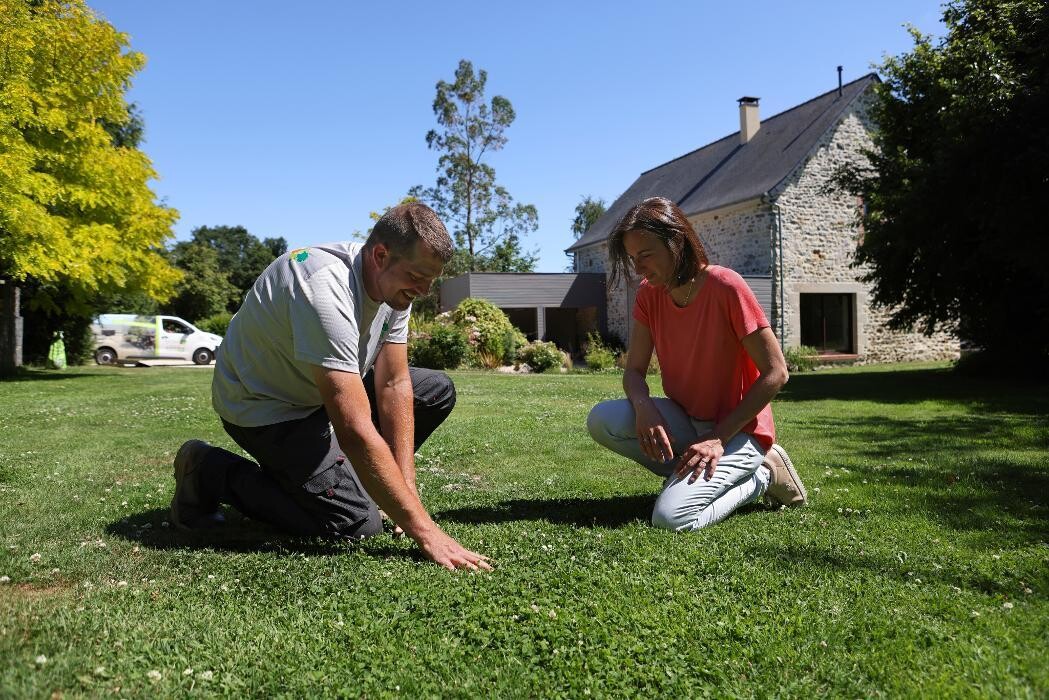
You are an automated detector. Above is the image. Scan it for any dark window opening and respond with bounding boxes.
[502,308,538,342]
[800,293,854,354]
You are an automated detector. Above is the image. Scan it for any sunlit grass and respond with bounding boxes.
[1,363,1046,697]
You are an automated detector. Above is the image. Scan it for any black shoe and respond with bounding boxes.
[170,440,225,530]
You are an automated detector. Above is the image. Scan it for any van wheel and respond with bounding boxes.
[95,347,118,365]
[192,348,214,365]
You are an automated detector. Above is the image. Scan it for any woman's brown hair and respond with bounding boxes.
[607,196,708,288]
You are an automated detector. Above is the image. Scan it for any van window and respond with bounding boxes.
[163,319,191,334]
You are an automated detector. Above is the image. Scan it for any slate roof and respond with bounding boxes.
[566,73,879,253]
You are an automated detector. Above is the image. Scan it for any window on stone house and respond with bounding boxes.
[800,293,855,354]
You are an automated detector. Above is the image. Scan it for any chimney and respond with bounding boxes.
[738,96,760,144]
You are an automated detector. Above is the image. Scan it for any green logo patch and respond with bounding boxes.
[291,249,310,262]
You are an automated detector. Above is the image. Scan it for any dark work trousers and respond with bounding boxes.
[195,367,456,539]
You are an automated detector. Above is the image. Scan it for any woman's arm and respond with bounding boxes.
[675,326,789,481]
[624,321,676,462]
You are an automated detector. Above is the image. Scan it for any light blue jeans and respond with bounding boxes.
[586,398,770,531]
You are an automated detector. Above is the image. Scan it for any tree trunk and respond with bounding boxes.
[0,280,23,375]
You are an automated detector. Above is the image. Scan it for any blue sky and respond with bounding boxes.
[88,0,945,272]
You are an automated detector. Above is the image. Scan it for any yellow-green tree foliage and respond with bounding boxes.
[0,0,179,311]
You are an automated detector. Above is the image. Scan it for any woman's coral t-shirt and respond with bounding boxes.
[633,265,776,451]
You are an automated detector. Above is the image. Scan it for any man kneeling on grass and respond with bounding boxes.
[171,202,491,571]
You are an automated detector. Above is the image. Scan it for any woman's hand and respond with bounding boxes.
[634,398,675,463]
[675,432,724,483]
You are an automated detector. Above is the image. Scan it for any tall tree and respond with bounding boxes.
[0,0,179,370]
[164,241,240,322]
[835,0,1049,362]
[188,225,286,308]
[571,195,607,239]
[410,60,538,274]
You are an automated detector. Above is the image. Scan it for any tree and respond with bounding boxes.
[410,60,538,274]
[187,225,286,309]
[571,195,607,239]
[835,0,1049,362]
[0,0,180,370]
[164,242,240,322]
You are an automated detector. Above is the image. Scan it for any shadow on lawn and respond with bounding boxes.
[0,368,98,382]
[779,366,1049,415]
[436,494,655,528]
[104,508,420,560]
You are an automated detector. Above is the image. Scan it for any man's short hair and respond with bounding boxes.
[365,202,453,263]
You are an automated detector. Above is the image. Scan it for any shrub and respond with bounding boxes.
[196,312,234,336]
[408,321,469,370]
[784,345,820,372]
[518,340,564,373]
[584,331,617,371]
[501,326,527,366]
[615,349,661,375]
[451,298,520,367]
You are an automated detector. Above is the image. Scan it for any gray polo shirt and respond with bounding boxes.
[212,242,409,427]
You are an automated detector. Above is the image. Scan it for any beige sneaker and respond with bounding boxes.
[763,444,807,507]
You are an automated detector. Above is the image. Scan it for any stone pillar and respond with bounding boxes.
[0,280,23,374]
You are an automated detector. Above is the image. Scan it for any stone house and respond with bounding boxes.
[566,73,958,363]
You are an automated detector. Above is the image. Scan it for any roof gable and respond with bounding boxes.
[567,73,879,252]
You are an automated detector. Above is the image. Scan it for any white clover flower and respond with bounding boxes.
[147,670,162,682]
[182,668,193,676]
[0,576,10,584]
[198,670,213,681]
[94,666,106,676]
[116,581,128,588]
[29,553,42,563]
[1002,602,1014,610]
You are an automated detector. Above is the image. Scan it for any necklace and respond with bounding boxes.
[673,275,696,307]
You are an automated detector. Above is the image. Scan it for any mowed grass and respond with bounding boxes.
[1,363,1047,698]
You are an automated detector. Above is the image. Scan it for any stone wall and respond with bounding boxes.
[774,91,958,362]
[689,203,774,276]
[574,242,635,342]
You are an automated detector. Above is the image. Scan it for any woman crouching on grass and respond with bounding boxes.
[587,196,807,531]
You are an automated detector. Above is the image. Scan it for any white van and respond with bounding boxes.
[92,314,223,365]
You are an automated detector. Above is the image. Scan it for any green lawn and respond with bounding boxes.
[1,363,1047,698]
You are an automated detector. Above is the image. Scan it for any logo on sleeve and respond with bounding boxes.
[290,249,310,263]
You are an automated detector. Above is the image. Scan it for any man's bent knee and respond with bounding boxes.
[331,506,382,540]
[411,368,456,412]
